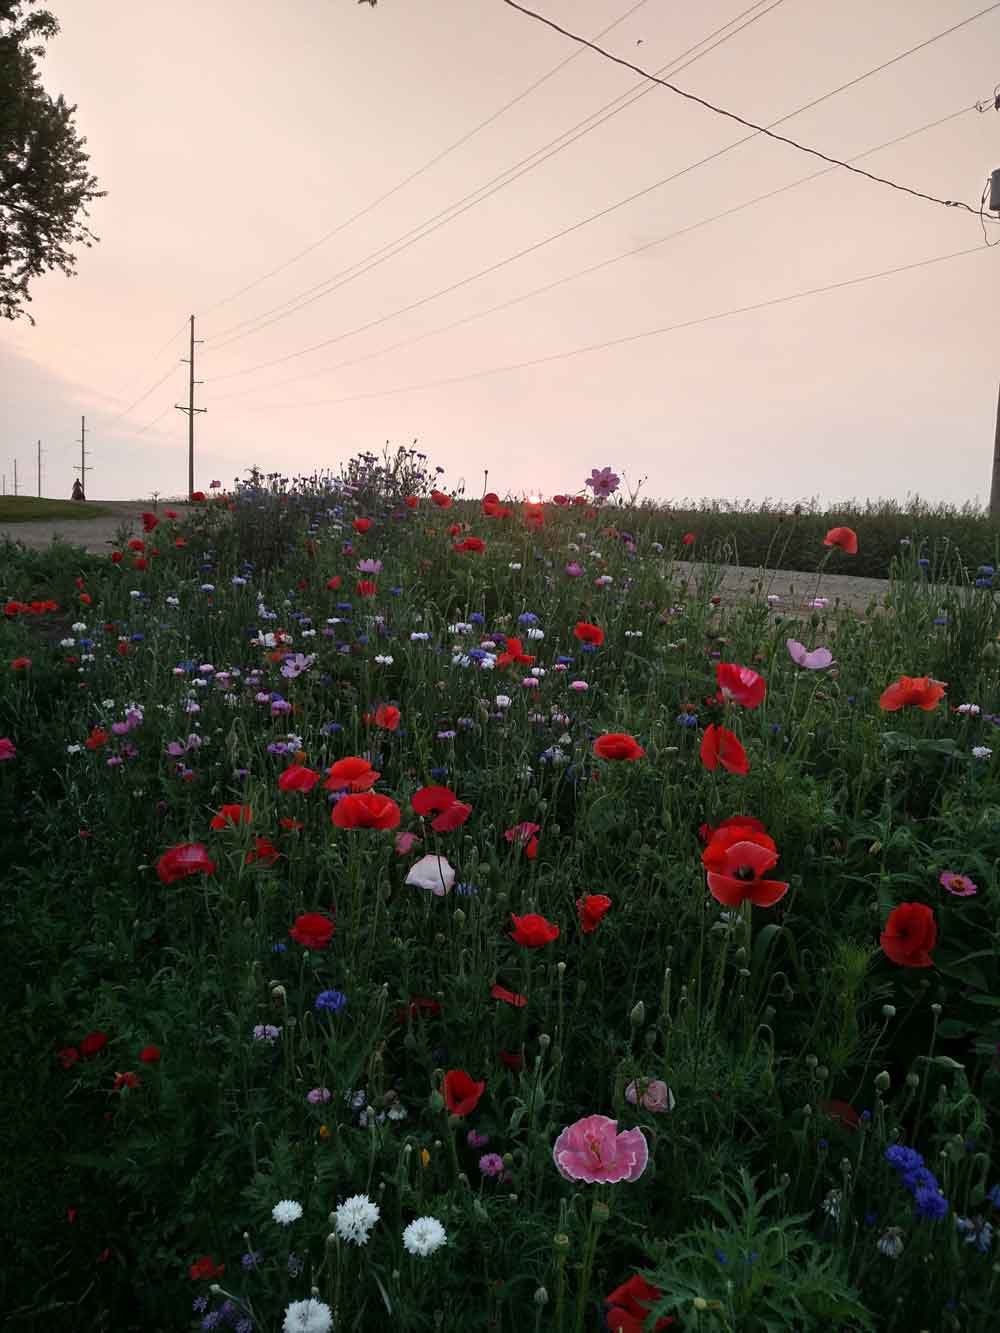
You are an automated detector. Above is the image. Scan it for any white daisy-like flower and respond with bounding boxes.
[375,655,394,665]
[972,746,993,760]
[402,1215,447,1257]
[508,562,522,571]
[410,632,430,642]
[272,1198,303,1226]
[200,583,215,592]
[956,703,981,715]
[334,1193,381,1246]
[495,695,512,709]
[165,595,180,606]
[59,638,75,648]
[71,622,88,633]
[282,1297,333,1333]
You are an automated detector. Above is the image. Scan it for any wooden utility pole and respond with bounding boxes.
[37,440,42,497]
[991,383,1000,521]
[12,458,18,496]
[175,314,205,499]
[75,415,92,499]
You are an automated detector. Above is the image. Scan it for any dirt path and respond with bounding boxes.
[2,503,896,614]
[1,501,194,557]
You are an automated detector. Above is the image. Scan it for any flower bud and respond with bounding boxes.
[553,1233,570,1250]
[875,1070,891,1091]
[453,909,466,928]
[931,1003,942,1015]
[905,1072,920,1089]
[538,1032,551,1050]
[630,1001,645,1028]
[693,1297,708,1311]
[881,1004,896,1018]
[592,1201,610,1222]
[533,1287,549,1306]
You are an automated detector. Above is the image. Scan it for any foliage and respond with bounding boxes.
[0,0,105,322]
[3,464,1000,1332]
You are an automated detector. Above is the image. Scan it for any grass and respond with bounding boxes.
[3,454,1000,1333]
[0,496,111,522]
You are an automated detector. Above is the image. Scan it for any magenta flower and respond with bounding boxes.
[478,1153,505,1177]
[552,1114,648,1183]
[357,558,383,575]
[307,1087,332,1104]
[0,738,16,762]
[585,466,620,499]
[939,870,978,897]
[394,830,421,856]
[786,639,834,669]
[565,562,584,577]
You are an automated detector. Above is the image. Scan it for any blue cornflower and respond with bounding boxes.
[914,1187,949,1221]
[271,942,287,953]
[456,882,479,896]
[556,654,574,665]
[315,989,347,1013]
[986,1184,1000,1208]
[242,1250,263,1269]
[356,634,369,645]
[864,1212,877,1228]
[903,1166,938,1193]
[201,1314,222,1331]
[580,643,598,654]
[236,1320,254,1333]
[714,1249,728,1264]
[975,578,992,588]
[389,587,403,596]
[429,766,449,780]
[980,565,995,576]
[518,612,539,625]
[676,713,699,728]
[861,1110,872,1122]
[934,616,949,626]
[918,558,930,568]
[193,1298,209,1313]
[885,1145,924,1173]
[470,612,485,624]
[955,1215,994,1253]
[336,602,353,613]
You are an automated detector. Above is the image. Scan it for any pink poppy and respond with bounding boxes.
[786,639,834,670]
[939,870,977,897]
[395,830,421,855]
[0,737,16,761]
[552,1114,648,1184]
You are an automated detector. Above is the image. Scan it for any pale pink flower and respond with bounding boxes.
[569,680,588,692]
[394,831,421,856]
[786,639,834,670]
[552,1114,648,1183]
[565,562,584,577]
[625,1079,675,1113]
[939,870,977,897]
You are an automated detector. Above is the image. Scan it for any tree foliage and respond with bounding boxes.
[0,0,105,322]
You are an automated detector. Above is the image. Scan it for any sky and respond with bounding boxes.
[4,0,999,505]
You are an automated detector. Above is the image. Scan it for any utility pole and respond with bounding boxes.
[175,314,205,499]
[13,458,18,496]
[75,415,92,499]
[37,440,42,497]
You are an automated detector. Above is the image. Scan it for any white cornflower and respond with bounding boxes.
[495,694,512,709]
[972,746,993,760]
[200,583,215,592]
[594,575,613,587]
[957,703,981,715]
[876,1227,904,1259]
[525,627,544,640]
[410,631,430,642]
[272,1198,303,1226]
[101,699,115,708]
[71,622,87,633]
[767,594,782,605]
[452,654,471,668]
[283,1297,333,1333]
[231,575,247,586]
[449,622,472,634]
[402,1215,447,1257]
[334,1193,381,1246]
[479,656,497,671]
[66,744,82,755]
[387,1104,407,1121]
[59,638,75,648]
[820,1189,841,1222]
[129,590,142,599]
[508,562,522,571]
[165,595,180,606]
[625,630,643,638]
[375,654,394,665]
[530,667,546,677]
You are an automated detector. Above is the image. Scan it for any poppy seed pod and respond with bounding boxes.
[630,1001,645,1028]
[875,1071,891,1091]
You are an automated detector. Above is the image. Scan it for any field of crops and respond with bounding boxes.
[3,452,1000,1333]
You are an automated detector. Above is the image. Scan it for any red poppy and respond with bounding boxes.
[140,512,159,533]
[482,492,501,516]
[820,1099,860,1130]
[189,1255,225,1281]
[499,1048,525,1072]
[332,792,401,829]
[210,803,252,830]
[85,727,109,751]
[496,637,535,669]
[279,817,304,831]
[11,657,31,670]
[447,522,462,537]
[245,836,280,866]
[453,537,486,554]
[80,1031,108,1058]
[139,1045,161,1064]
[117,641,131,656]
[110,551,123,563]
[356,579,377,597]
[277,764,321,793]
[326,756,380,791]
[157,842,216,884]
[490,983,527,1007]
[505,821,540,859]
[113,1070,141,1091]
[577,894,612,933]
[79,592,91,605]
[352,518,371,533]
[681,533,695,547]
[326,575,342,591]
[700,814,767,845]
[605,1274,675,1331]
[190,490,206,502]
[880,902,936,968]
[524,503,544,530]
[374,703,400,731]
[715,662,766,709]
[878,676,946,712]
[552,494,568,505]
[431,489,452,508]
[57,1046,80,1068]
[412,785,473,831]
[443,1069,485,1116]
[824,526,858,555]
[165,509,178,519]
[701,819,775,873]
[509,912,559,947]
[405,495,419,509]
[396,996,443,1023]
[705,839,788,908]
[127,538,145,552]
[593,733,645,762]
[574,621,604,646]
[700,724,750,775]
[289,911,335,950]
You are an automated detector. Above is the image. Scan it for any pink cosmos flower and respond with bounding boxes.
[939,870,977,897]
[565,562,584,577]
[394,831,421,855]
[0,737,16,761]
[786,639,834,670]
[552,1114,648,1184]
[357,558,383,575]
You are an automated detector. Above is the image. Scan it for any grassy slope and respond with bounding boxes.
[0,498,111,522]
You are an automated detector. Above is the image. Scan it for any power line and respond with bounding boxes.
[206,100,980,404]
[94,317,190,429]
[502,0,998,216]
[134,404,174,436]
[196,0,655,318]
[208,12,994,389]
[212,243,992,413]
[205,0,787,349]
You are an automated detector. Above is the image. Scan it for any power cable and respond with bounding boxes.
[204,0,786,348]
[212,243,991,413]
[196,0,655,318]
[501,0,998,215]
[208,15,993,388]
[206,101,980,403]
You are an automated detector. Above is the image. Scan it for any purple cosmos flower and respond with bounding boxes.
[479,1153,505,1177]
[939,870,977,897]
[585,466,620,498]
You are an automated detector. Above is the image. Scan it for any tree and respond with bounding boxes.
[0,0,104,323]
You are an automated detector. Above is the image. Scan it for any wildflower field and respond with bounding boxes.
[4,451,1000,1333]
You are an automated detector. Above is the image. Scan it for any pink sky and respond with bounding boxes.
[4,0,999,504]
